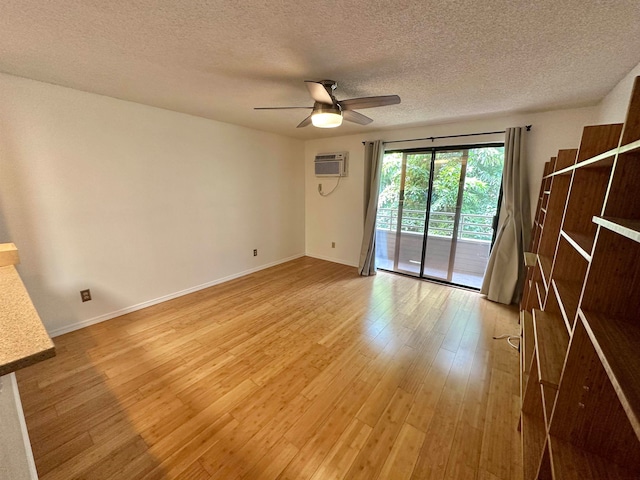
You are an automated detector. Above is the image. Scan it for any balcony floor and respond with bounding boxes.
[375,230,490,289]
[376,258,485,289]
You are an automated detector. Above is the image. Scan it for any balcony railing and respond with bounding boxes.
[376,208,494,242]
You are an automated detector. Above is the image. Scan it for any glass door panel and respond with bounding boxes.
[422,151,464,281]
[396,153,430,275]
[451,146,504,288]
[375,152,402,271]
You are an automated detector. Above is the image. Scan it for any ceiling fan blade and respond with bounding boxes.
[254,106,313,110]
[305,81,334,104]
[297,115,313,128]
[339,95,401,110]
[343,110,373,125]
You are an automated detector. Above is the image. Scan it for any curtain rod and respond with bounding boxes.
[361,125,532,145]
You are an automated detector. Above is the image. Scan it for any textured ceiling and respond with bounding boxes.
[1,1,639,139]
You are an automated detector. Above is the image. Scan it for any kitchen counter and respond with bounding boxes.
[0,244,55,376]
[0,243,54,479]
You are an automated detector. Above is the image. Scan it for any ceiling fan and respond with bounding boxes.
[254,80,401,129]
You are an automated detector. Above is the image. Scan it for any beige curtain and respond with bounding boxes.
[358,140,384,276]
[481,127,531,304]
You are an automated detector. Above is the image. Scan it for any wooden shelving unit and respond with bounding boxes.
[519,76,640,479]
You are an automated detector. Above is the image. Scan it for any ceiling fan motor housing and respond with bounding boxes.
[313,102,341,115]
[319,80,338,95]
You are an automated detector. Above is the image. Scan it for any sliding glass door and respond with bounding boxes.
[375,144,504,289]
[375,152,430,275]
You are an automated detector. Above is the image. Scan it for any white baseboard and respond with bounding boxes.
[48,253,305,337]
[305,253,359,268]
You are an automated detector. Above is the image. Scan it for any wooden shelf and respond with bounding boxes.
[555,149,578,171]
[621,77,640,144]
[576,124,624,163]
[522,413,547,480]
[538,444,553,480]
[602,150,640,222]
[548,435,639,479]
[533,309,569,389]
[522,310,534,375]
[593,216,640,244]
[580,309,640,439]
[618,138,640,155]
[539,174,571,264]
[541,384,557,429]
[535,281,543,310]
[543,157,557,179]
[577,153,616,170]
[524,276,538,312]
[550,150,616,177]
[538,209,546,222]
[538,254,552,291]
[520,78,640,478]
[552,279,580,332]
[561,230,593,260]
[581,228,640,321]
[551,236,588,327]
[524,252,537,268]
[563,169,611,249]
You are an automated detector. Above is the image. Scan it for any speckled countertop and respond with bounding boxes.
[0,264,55,376]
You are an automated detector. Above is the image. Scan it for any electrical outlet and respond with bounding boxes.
[331,242,335,248]
[253,249,258,257]
[318,183,322,192]
[80,289,92,302]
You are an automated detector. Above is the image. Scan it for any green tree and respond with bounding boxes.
[376,147,504,240]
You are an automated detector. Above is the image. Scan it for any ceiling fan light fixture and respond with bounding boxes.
[254,80,400,129]
[311,112,343,128]
[311,103,343,128]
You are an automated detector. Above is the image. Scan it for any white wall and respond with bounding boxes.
[596,61,640,124]
[0,73,305,336]
[305,107,596,267]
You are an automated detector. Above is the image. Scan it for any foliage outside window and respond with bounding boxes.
[376,147,504,241]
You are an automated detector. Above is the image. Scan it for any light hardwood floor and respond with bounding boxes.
[17,257,522,480]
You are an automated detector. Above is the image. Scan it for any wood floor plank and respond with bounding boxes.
[40,429,142,480]
[442,345,496,478]
[140,413,238,480]
[378,422,426,480]
[410,325,482,479]
[356,345,416,427]
[241,436,299,480]
[405,347,456,432]
[177,460,212,480]
[309,418,372,480]
[277,379,376,480]
[346,388,414,480]
[34,432,94,477]
[194,419,261,478]
[511,393,524,480]
[478,368,519,480]
[15,257,520,480]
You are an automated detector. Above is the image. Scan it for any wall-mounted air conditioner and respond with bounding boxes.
[314,152,348,177]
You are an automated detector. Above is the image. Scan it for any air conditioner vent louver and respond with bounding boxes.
[314,152,348,177]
